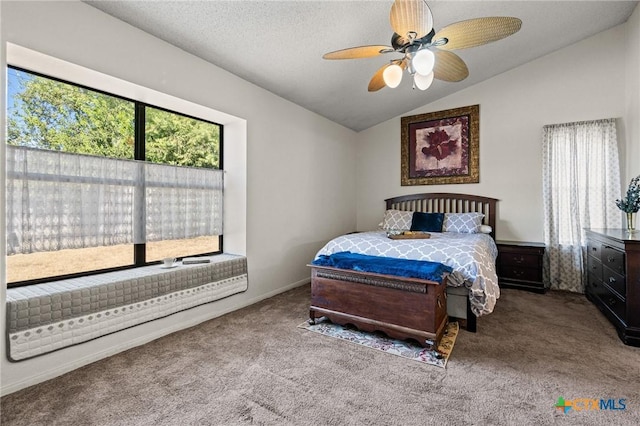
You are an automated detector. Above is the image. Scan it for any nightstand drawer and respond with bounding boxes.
[499,252,540,268]
[500,266,541,282]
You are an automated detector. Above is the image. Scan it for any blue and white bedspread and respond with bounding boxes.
[314,231,499,316]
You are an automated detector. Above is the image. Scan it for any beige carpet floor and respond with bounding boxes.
[1,285,639,425]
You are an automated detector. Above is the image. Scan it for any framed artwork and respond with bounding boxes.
[401,104,479,186]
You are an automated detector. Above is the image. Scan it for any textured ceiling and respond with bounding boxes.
[85,1,639,132]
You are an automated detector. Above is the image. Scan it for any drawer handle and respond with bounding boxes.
[607,256,616,263]
[512,269,524,277]
[437,295,443,308]
[513,256,524,263]
[609,277,616,284]
[591,246,597,252]
[607,298,616,307]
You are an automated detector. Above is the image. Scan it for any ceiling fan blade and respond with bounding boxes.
[368,65,388,92]
[323,45,393,60]
[433,50,469,82]
[368,59,406,92]
[433,17,522,51]
[390,0,433,41]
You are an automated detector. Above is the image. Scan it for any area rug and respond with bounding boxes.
[300,319,458,368]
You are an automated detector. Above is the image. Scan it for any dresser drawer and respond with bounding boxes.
[587,255,602,281]
[586,272,601,296]
[587,240,602,260]
[602,267,626,299]
[602,246,625,275]
[593,282,626,322]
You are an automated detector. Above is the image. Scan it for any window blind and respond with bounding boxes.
[6,145,223,255]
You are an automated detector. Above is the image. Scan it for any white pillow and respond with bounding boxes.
[381,209,413,231]
[479,224,493,234]
[443,212,485,233]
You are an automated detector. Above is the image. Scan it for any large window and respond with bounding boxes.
[6,67,223,286]
[541,118,621,293]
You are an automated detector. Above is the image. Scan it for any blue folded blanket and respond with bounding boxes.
[312,251,452,283]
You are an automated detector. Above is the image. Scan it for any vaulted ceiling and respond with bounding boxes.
[86,1,638,131]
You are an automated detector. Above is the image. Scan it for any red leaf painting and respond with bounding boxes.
[421,129,458,161]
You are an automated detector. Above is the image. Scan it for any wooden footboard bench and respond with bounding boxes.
[309,265,448,348]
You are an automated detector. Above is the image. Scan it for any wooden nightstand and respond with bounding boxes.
[496,241,546,293]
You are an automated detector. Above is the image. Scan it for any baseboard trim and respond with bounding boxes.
[1,278,311,396]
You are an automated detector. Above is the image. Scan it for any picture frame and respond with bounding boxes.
[401,104,479,186]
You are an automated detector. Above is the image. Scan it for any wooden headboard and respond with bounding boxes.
[385,193,498,239]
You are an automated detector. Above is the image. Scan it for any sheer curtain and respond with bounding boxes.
[542,118,621,293]
[6,145,223,255]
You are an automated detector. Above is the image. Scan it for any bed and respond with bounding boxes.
[308,193,499,346]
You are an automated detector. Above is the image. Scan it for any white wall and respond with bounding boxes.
[0,1,357,394]
[355,22,636,242]
[626,4,640,183]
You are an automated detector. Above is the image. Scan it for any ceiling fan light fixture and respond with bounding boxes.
[324,1,522,94]
[414,71,434,90]
[412,48,435,76]
[383,64,403,88]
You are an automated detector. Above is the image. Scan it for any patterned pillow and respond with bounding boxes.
[443,212,485,233]
[381,209,413,231]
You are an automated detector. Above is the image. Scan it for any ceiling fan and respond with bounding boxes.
[323,0,522,92]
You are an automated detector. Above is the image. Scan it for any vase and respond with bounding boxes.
[627,212,636,232]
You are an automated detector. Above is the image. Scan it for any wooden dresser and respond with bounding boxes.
[496,241,546,293]
[585,229,640,347]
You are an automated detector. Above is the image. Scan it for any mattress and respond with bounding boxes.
[6,254,248,361]
[315,231,499,316]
